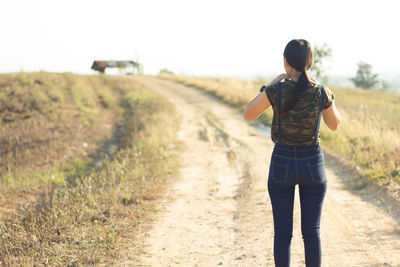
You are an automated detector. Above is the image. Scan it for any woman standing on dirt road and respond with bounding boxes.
[243,39,342,267]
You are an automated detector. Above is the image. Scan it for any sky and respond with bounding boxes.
[1,0,400,79]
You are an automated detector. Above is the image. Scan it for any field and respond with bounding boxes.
[124,76,400,266]
[159,73,400,185]
[0,72,180,265]
[1,73,399,265]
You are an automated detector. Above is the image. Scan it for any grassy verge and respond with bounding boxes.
[160,73,400,185]
[0,72,180,265]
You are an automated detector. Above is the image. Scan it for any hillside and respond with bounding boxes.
[0,72,180,265]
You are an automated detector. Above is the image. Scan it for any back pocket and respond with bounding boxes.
[271,160,289,183]
[307,161,326,183]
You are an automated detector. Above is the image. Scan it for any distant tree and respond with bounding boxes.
[311,43,332,81]
[350,61,379,89]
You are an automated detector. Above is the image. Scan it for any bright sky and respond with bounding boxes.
[1,0,399,78]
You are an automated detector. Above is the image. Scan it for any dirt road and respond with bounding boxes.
[122,76,400,266]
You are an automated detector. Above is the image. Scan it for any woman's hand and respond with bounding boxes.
[309,76,318,83]
[269,73,289,85]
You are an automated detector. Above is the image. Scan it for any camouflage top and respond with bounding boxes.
[262,79,335,146]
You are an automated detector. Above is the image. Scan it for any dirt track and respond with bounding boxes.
[122,76,400,266]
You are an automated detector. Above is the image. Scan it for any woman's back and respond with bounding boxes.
[262,79,335,146]
[243,38,342,267]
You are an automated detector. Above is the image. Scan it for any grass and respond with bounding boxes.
[160,73,400,185]
[0,72,101,178]
[0,72,180,265]
[320,86,400,183]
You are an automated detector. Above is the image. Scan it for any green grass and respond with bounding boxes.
[0,72,180,265]
[160,73,400,185]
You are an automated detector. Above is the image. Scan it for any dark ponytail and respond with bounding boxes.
[282,39,314,115]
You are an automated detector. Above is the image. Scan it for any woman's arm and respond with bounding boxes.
[243,91,271,122]
[243,74,288,122]
[322,100,342,131]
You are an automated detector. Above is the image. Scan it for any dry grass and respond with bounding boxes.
[0,72,180,265]
[0,72,111,179]
[321,87,400,182]
[160,73,263,108]
[160,73,400,185]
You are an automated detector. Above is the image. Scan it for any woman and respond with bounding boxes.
[243,39,342,267]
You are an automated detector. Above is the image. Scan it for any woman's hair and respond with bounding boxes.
[282,39,314,115]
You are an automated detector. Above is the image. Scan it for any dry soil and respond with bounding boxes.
[121,76,400,267]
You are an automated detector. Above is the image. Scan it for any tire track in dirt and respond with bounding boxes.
[121,76,400,267]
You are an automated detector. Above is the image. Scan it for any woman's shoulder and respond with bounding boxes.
[282,78,296,87]
[311,81,334,96]
[308,81,335,108]
[260,80,286,106]
[268,78,295,91]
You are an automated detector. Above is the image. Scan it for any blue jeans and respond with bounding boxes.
[268,143,327,267]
